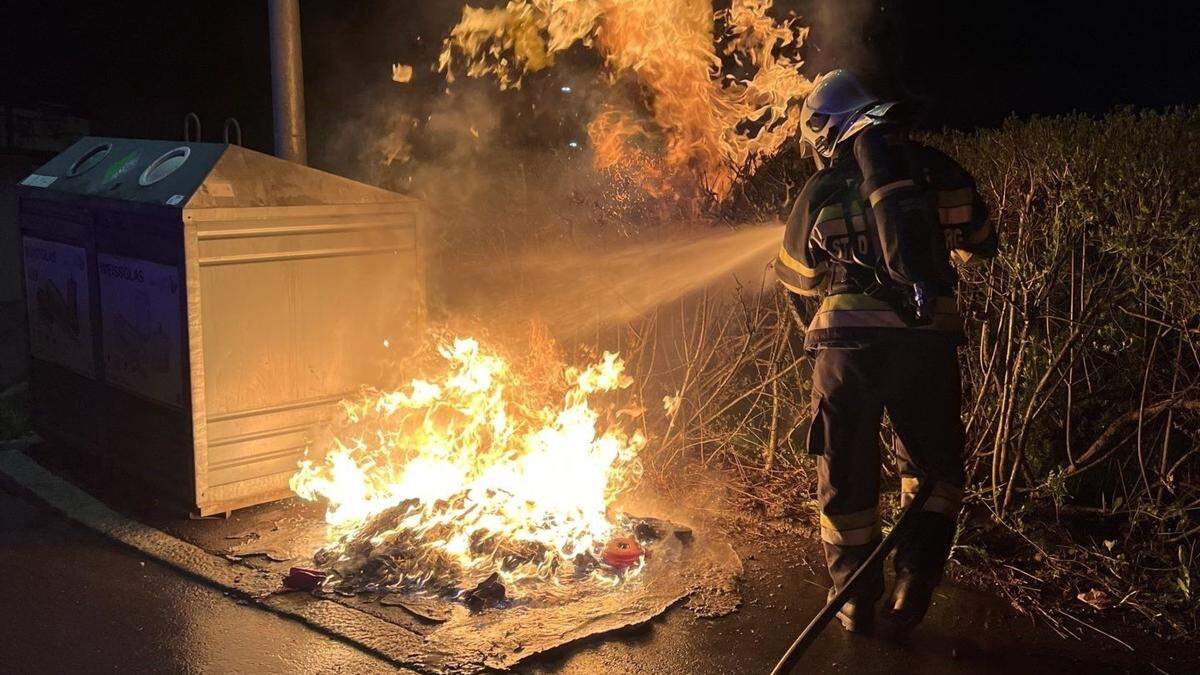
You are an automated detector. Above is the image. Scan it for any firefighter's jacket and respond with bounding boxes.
[776,125,997,349]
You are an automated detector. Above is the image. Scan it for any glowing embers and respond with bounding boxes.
[290,337,649,601]
[310,507,696,610]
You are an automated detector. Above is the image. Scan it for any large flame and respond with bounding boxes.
[438,0,813,204]
[290,337,646,590]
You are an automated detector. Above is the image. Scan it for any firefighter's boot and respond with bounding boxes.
[881,574,936,639]
[881,511,957,639]
[823,541,884,634]
[827,588,876,634]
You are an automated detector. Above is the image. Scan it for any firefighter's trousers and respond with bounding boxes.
[807,336,965,610]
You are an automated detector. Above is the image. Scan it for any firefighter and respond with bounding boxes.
[776,69,997,637]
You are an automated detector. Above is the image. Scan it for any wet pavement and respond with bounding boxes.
[0,486,406,674]
[1,459,1190,674]
[0,301,28,390]
[525,533,1153,675]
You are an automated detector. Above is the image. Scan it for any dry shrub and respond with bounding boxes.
[635,109,1200,642]
[419,108,1200,642]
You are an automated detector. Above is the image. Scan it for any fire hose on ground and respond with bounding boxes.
[769,479,937,674]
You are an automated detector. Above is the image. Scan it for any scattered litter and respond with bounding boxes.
[193,501,740,671]
[461,572,507,612]
[630,516,693,545]
[283,566,327,592]
[601,535,645,569]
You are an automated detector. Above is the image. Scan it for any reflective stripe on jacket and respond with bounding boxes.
[776,137,996,349]
[808,294,962,333]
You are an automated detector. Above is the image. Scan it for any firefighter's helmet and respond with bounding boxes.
[799,70,892,168]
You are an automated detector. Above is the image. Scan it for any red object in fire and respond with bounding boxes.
[283,566,327,591]
[601,535,645,569]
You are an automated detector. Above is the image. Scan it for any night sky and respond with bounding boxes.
[1,1,1198,157]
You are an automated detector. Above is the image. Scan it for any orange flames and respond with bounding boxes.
[438,0,813,203]
[294,1,811,592]
[290,337,646,587]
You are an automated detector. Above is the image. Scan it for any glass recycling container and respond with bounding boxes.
[17,137,425,514]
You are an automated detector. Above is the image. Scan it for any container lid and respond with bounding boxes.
[20,136,412,211]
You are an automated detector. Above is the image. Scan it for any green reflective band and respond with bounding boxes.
[808,294,963,332]
[775,252,824,297]
[777,245,827,278]
[818,294,958,313]
[819,293,893,312]
[777,274,820,297]
[900,478,964,515]
[820,507,878,531]
[814,204,844,224]
[821,524,880,546]
[810,311,905,330]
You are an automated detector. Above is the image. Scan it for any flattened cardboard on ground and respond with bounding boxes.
[188,489,745,671]
[0,449,742,673]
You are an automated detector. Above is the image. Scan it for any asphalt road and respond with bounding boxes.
[0,479,1183,674]
[0,486,403,674]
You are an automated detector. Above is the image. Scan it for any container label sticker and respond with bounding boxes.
[98,253,184,408]
[22,237,95,376]
[20,174,57,188]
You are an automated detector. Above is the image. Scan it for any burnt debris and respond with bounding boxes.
[461,572,508,612]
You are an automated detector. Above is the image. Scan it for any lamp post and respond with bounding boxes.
[268,0,307,164]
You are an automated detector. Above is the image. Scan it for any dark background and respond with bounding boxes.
[1,0,1198,157]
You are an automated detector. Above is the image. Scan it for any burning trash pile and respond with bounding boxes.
[289,336,692,607]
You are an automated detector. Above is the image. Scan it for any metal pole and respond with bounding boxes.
[269,0,307,164]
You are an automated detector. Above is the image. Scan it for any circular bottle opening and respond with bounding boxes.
[139,146,191,186]
[67,143,113,177]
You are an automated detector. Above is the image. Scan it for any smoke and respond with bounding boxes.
[805,0,877,73]
[304,2,816,339]
[319,78,664,335]
[802,0,918,103]
[463,223,786,336]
